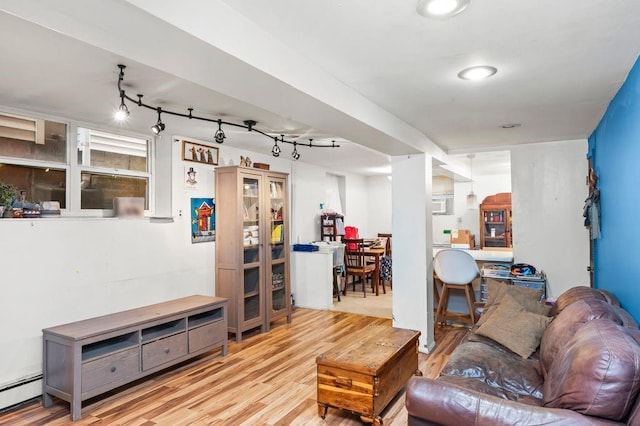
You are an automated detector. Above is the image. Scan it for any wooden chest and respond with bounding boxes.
[316,324,421,425]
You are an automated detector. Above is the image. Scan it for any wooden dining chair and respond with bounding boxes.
[378,233,392,289]
[343,238,376,298]
[378,233,392,257]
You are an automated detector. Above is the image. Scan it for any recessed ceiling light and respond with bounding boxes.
[416,0,470,18]
[499,123,522,129]
[457,65,498,80]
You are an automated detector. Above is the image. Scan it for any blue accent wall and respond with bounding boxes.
[589,55,640,319]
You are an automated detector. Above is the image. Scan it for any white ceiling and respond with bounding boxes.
[0,0,639,177]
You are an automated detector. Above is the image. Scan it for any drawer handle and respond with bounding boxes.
[164,348,170,354]
[335,377,352,388]
[110,366,116,373]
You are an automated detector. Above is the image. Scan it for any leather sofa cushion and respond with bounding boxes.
[611,304,640,329]
[540,298,624,378]
[543,319,640,421]
[549,286,606,317]
[440,341,544,399]
[438,376,543,406]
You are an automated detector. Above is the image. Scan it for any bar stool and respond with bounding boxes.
[433,249,479,327]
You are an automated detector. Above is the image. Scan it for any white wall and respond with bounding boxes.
[511,139,590,298]
[365,175,392,235]
[344,174,369,236]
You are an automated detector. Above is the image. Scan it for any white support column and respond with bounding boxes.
[391,154,434,353]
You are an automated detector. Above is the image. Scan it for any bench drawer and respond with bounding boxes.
[142,332,187,371]
[189,320,225,353]
[81,348,139,393]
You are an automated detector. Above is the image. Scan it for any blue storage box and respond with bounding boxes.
[293,244,319,252]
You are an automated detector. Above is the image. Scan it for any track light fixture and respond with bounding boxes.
[291,142,301,160]
[150,107,165,135]
[115,91,130,121]
[271,136,282,157]
[115,64,341,153]
[114,65,130,121]
[214,119,226,144]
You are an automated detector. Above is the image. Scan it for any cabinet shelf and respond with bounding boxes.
[141,319,186,343]
[479,193,512,249]
[188,308,223,328]
[81,332,138,361]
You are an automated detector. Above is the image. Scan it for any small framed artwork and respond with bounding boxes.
[185,166,199,190]
[182,140,219,165]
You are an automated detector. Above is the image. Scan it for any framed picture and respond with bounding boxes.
[185,166,199,190]
[191,197,215,243]
[182,140,219,165]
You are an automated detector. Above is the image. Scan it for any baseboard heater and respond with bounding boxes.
[0,374,42,413]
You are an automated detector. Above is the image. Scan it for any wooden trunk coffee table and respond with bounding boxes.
[316,324,421,425]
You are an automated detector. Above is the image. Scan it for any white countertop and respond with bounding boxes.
[433,247,513,263]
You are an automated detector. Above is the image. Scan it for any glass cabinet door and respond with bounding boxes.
[242,176,261,321]
[268,178,287,315]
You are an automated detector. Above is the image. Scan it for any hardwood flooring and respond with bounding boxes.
[0,309,467,426]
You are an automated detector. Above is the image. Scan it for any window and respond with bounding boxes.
[77,128,150,210]
[0,109,153,215]
[0,112,68,208]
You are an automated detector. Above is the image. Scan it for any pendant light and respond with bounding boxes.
[466,154,477,208]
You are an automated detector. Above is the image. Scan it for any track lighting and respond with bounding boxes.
[150,107,165,135]
[272,136,282,157]
[114,91,130,121]
[214,119,226,144]
[115,64,342,152]
[291,142,300,160]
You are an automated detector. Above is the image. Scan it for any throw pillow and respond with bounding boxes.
[476,293,553,358]
[478,281,549,326]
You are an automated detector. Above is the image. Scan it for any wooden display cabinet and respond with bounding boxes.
[215,166,291,342]
[479,192,512,248]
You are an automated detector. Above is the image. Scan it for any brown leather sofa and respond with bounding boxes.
[406,287,640,425]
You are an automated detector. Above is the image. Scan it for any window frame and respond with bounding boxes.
[72,123,154,216]
[0,106,156,217]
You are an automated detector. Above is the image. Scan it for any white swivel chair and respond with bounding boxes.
[433,249,480,327]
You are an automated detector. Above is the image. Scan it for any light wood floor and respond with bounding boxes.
[0,309,467,426]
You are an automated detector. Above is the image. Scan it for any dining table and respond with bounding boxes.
[363,245,386,296]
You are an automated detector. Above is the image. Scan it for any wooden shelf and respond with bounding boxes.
[479,193,512,249]
[321,213,344,241]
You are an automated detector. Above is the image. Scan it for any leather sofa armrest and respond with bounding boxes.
[405,377,622,426]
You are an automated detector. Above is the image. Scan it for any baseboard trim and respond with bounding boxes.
[0,375,42,413]
[420,340,436,354]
